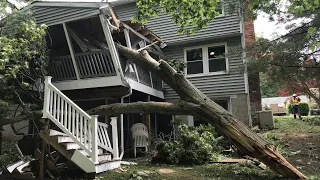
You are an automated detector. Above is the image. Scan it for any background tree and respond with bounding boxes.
[259,73,284,97]
[246,0,320,104]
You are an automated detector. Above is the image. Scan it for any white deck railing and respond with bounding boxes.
[97,118,119,159]
[42,76,119,163]
[49,50,116,81]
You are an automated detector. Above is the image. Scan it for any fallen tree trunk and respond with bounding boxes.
[91,44,307,179]
[88,101,202,116]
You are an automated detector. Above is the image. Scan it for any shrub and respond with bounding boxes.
[299,102,310,116]
[286,103,292,115]
[310,109,320,116]
[154,124,224,165]
[286,102,310,116]
[307,116,320,126]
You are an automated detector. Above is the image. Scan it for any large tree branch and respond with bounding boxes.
[302,82,320,105]
[88,101,202,117]
[0,110,42,127]
[117,45,214,103]
[116,44,307,179]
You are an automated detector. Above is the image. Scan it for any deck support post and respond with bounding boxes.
[62,23,81,80]
[39,119,49,180]
[91,115,99,164]
[145,95,151,151]
[42,76,51,118]
[110,117,119,159]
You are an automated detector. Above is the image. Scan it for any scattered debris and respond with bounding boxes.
[136,171,150,177]
[215,158,251,163]
[290,151,301,156]
[182,168,193,170]
[158,168,176,174]
[214,158,267,170]
[0,159,36,180]
[121,161,138,165]
[6,160,26,173]
[131,171,152,180]
[118,167,127,172]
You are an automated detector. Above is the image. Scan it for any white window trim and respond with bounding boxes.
[216,0,225,17]
[184,42,229,78]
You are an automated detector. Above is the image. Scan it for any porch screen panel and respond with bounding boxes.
[119,54,138,81]
[136,64,152,87]
[151,73,163,91]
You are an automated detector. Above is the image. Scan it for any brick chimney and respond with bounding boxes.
[243,1,262,122]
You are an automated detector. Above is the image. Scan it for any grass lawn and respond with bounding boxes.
[98,116,320,180]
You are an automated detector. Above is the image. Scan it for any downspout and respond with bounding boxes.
[100,4,132,159]
[120,82,132,159]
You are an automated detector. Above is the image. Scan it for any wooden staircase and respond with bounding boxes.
[41,76,121,173]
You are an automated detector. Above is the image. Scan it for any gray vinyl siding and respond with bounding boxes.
[30,6,99,26]
[163,37,245,101]
[114,2,241,45]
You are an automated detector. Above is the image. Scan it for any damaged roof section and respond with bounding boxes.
[29,1,165,97]
[28,1,165,55]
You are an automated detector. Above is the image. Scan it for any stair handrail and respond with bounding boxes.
[42,76,98,163]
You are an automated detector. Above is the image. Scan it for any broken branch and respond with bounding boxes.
[0,110,42,127]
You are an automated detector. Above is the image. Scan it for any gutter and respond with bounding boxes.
[119,82,132,159]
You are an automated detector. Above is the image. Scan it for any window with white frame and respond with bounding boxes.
[185,43,228,76]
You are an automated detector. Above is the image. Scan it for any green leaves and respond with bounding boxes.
[154,123,224,165]
[133,0,222,34]
[0,9,49,118]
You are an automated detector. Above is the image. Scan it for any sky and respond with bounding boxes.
[254,13,288,40]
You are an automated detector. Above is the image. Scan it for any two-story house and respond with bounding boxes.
[23,0,260,175]
[114,1,257,126]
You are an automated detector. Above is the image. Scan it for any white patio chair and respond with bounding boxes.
[131,123,149,158]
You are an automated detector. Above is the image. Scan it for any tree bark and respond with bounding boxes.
[88,101,202,116]
[110,44,308,179]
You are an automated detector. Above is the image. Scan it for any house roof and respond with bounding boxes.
[22,1,131,27]
[28,0,136,8]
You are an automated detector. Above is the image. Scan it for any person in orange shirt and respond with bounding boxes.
[290,94,302,120]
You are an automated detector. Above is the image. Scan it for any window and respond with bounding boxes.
[216,1,224,16]
[185,43,228,76]
[186,48,203,74]
[208,46,226,72]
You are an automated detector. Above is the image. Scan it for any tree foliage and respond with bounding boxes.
[133,0,223,34]
[154,122,224,165]
[0,9,48,120]
[259,73,284,98]
[246,0,320,104]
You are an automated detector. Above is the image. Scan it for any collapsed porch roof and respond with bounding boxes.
[26,1,163,45]
[30,2,165,99]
